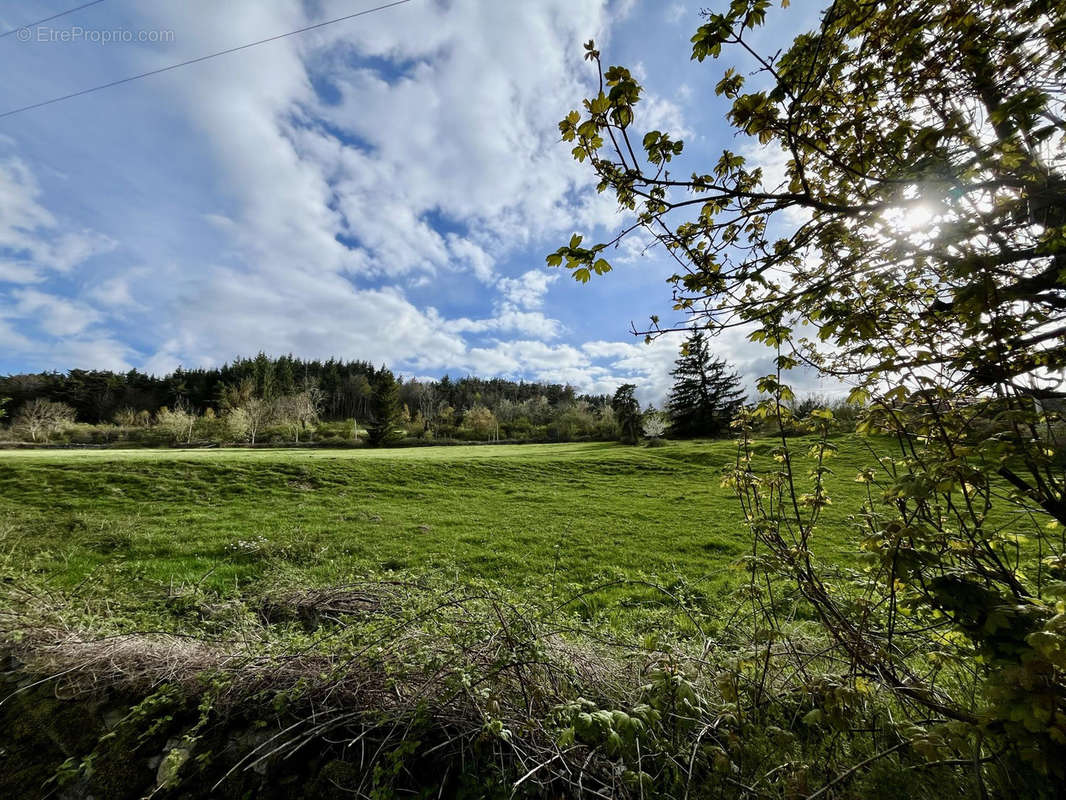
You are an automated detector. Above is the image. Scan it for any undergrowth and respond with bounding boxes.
[0,573,1013,799]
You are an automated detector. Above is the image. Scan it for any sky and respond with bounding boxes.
[0,0,832,404]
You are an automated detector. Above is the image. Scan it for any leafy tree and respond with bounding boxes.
[551,401,596,441]
[113,407,142,427]
[275,355,296,396]
[554,0,1066,787]
[367,368,403,447]
[251,352,277,400]
[463,405,497,440]
[666,330,746,437]
[0,397,9,421]
[595,404,620,440]
[221,406,251,443]
[218,378,255,412]
[610,384,642,444]
[155,403,196,446]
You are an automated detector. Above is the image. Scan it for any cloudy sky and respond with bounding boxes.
[0,0,829,403]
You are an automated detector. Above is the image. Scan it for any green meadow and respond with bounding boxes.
[0,437,881,633]
[0,436,1053,799]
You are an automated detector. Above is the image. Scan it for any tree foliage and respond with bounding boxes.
[367,368,403,447]
[554,0,1066,787]
[611,383,642,444]
[155,403,196,446]
[666,330,746,437]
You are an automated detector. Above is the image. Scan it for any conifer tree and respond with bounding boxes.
[367,368,402,447]
[610,383,642,444]
[666,331,745,438]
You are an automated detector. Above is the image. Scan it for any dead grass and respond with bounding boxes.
[1,579,647,797]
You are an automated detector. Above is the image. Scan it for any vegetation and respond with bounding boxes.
[549,0,1065,793]
[610,383,643,444]
[11,398,76,443]
[0,440,781,602]
[0,433,1043,796]
[2,0,1062,796]
[666,330,746,438]
[0,356,626,447]
[0,435,984,797]
[366,368,403,447]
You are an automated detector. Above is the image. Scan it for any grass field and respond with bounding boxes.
[0,436,881,634]
[0,436,1051,799]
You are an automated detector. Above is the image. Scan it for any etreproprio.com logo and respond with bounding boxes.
[16,25,175,44]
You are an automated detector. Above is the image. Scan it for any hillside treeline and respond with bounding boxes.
[0,354,617,445]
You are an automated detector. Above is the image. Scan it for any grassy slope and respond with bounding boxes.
[0,437,881,629]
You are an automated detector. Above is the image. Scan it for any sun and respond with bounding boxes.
[897,203,936,232]
[880,199,940,244]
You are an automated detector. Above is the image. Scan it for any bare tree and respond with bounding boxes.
[274,389,322,443]
[13,399,76,443]
[240,397,274,446]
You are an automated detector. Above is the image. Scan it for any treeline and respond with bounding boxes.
[0,354,618,446]
[0,354,591,423]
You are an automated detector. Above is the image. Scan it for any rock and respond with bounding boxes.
[155,745,190,788]
[102,709,125,731]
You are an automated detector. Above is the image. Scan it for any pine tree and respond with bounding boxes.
[367,367,402,447]
[666,331,745,438]
[610,383,642,444]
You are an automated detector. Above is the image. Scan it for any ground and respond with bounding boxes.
[0,436,1049,798]
[0,436,875,633]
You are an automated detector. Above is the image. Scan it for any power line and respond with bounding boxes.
[0,0,413,120]
[0,0,108,38]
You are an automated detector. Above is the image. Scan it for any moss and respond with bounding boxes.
[0,674,107,796]
[303,759,362,798]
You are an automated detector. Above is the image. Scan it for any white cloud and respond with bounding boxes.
[88,275,139,308]
[497,270,558,309]
[0,261,43,284]
[447,235,496,283]
[2,0,758,402]
[448,308,562,340]
[640,93,693,140]
[0,156,116,283]
[11,288,102,337]
[51,0,629,375]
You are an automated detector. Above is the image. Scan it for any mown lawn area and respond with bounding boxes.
[0,437,881,630]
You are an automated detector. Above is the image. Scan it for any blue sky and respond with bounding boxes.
[0,0,827,403]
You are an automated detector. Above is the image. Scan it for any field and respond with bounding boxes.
[2,436,1054,799]
[0,436,876,633]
